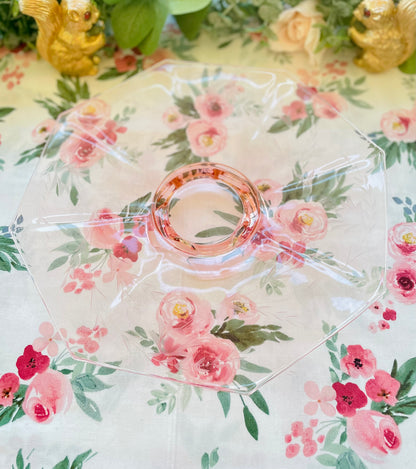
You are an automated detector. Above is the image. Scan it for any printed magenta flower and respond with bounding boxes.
[32,119,55,144]
[102,256,136,288]
[181,336,240,385]
[33,322,66,357]
[365,370,400,406]
[16,345,50,380]
[340,344,376,378]
[66,98,111,132]
[194,93,233,122]
[74,325,108,354]
[274,200,328,242]
[83,208,124,249]
[388,223,416,260]
[304,381,336,416]
[0,373,20,407]
[96,119,127,145]
[312,92,347,119]
[380,108,416,143]
[383,308,397,321]
[378,320,390,330]
[186,119,227,157]
[332,381,367,417]
[387,261,416,304]
[255,179,283,208]
[59,132,105,168]
[162,106,188,130]
[157,290,214,339]
[347,410,401,463]
[114,52,137,72]
[22,369,73,424]
[113,235,142,262]
[216,293,260,324]
[282,100,307,120]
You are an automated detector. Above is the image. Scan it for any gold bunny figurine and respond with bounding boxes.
[349,0,416,73]
[19,0,105,76]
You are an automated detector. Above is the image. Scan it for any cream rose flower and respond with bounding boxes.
[268,0,324,65]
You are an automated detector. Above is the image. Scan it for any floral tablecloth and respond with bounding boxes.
[1,24,416,469]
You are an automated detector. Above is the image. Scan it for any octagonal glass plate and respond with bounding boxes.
[11,61,386,394]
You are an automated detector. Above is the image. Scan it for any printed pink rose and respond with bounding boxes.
[186,119,227,157]
[347,410,401,463]
[181,335,240,385]
[255,179,283,208]
[157,290,214,339]
[112,235,142,262]
[380,108,416,143]
[22,369,73,424]
[274,200,328,242]
[365,370,400,406]
[217,293,260,324]
[296,84,318,101]
[332,381,367,417]
[152,334,189,374]
[340,344,376,378]
[162,106,188,130]
[16,345,50,380]
[194,93,233,122]
[59,133,105,168]
[304,381,336,416]
[66,98,111,132]
[0,373,20,407]
[32,119,56,144]
[311,92,347,119]
[83,208,124,249]
[387,261,416,304]
[282,100,307,120]
[388,222,416,260]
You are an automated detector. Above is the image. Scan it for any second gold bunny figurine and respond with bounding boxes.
[19,0,105,76]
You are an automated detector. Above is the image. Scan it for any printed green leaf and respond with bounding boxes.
[74,392,102,421]
[249,390,269,415]
[329,352,341,370]
[72,374,112,392]
[15,143,44,165]
[213,210,240,225]
[395,358,416,399]
[98,68,127,80]
[243,405,258,440]
[52,457,70,469]
[70,449,94,469]
[201,453,209,469]
[296,115,313,138]
[209,447,219,467]
[173,95,199,118]
[0,107,14,120]
[96,361,122,375]
[70,185,79,206]
[336,449,367,469]
[316,453,338,466]
[195,226,234,238]
[47,256,68,271]
[268,118,291,133]
[217,391,231,417]
[239,359,272,374]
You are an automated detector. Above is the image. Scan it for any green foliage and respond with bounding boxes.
[0,384,27,427]
[0,224,26,272]
[201,447,219,469]
[392,196,416,222]
[369,131,416,170]
[0,0,37,49]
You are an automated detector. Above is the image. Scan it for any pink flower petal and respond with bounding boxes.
[32,337,49,352]
[320,402,337,417]
[47,340,59,357]
[304,401,318,415]
[320,385,336,401]
[304,380,320,399]
[39,321,54,338]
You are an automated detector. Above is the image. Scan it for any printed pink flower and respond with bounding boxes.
[332,381,367,417]
[378,320,390,330]
[216,293,260,324]
[296,84,318,101]
[59,132,105,168]
[63,265,99,295]
[317,434,325,443]
[285,434,292,443]
[282,100,307,120]
[387,261,416,304]
[96,119,127,145]
[102,255,136,288]
[303,439,318,457]
[304,381,336,416]
[286,443,300,458]
[83,208,124,249]
[383,308,397,321]
[113,235,142,262]
[32,119,55,144]
[255,179,283,208]
[365,370,400,406]
[33,322,66,357]
[311,92,347,119]
[157,290,214,339]
[380,108,416,143]
[291,421,303,437]
[16,345,50,380]
[301,426,313,442]
[162,106,188,130]
[194,93,233,122]
[66,98,111,132]
[0,373,19,407]
[181,335,240,385]
[114,52,137,72]
[369,301,382,314]
[388,222,416,260]
[22,369,73,424]
[142,48,175,70]
[274,200,328,242]
[347,410,401,463]
[340,344,377,378]
[310,418,318,427]
[368,322,378,334]
[74,325,108,354]
[186,119,227,158]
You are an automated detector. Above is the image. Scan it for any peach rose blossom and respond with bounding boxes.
[22,369,73,424]
[268,0,324,65]
[311,92,347,119]
[59,132,105,168]
[181,335,240,386]
[388,222,416,260]
[340,344,376,378]
[157,290,214,339]
[194,93,233,122]
[282,100,308,121]
[32,119,56,144]
[387,261,416,304]
[347,410,401,463]
[114,52,137,72]
[381,108,416,143]
[274,200,328,242]
[66,98,111,132]
[186,119,227,157]
[162,106,188,130]
[216,293,260,324]
[83,208,124,249]
[255,179,283,208]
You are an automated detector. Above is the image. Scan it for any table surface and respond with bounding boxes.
[1,26,415,469]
